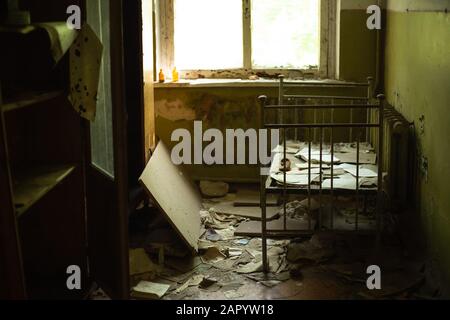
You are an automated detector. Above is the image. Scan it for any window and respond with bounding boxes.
[156,0,335,79]
[88,0,115,177]
[174,0,243,70]
[251,0,320,69]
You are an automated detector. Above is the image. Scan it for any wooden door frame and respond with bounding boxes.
[83,0,130,299]
[0,86,27,300]
[110,0,130,299]
[123,0,147,185]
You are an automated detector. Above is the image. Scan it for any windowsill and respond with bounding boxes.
[154,78,365,89]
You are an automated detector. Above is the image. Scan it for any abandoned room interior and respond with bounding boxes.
[0,0,449,301]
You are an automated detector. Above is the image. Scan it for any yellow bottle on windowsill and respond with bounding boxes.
[172,67,179,82]
[158,69,165,83]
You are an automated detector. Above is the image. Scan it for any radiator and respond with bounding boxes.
[371,104,412,209]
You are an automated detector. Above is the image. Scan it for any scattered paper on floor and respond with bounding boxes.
[131,281,170,300]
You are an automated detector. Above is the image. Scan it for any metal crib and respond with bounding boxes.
[258,76,385,273]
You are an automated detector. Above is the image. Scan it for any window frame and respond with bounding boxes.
[155,0,336,80]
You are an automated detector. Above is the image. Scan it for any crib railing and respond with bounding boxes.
[258,76,385,273]
[272,75,375,143]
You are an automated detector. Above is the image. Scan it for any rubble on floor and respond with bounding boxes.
[88,286,110,300]
[129,248,162,283]
[131,281,171,300]
[234,189,279,207]
[199,181,229,198]
[284,199,320,219]
[286,234,335,264]
[208,201,280,221]
[127,187,431,300]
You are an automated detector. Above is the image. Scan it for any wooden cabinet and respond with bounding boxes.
[0,86,27,300]
[0,78,89,300]
[1,0,132,300]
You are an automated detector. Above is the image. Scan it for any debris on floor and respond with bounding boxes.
[234,189,279,207]
[199,276,218,289]
[201,209,245,230]
[88,286,110,300]
[129,248,161,282]
[223,290,245,299]
[200,247,226,264]
[236,261,263,274]
[204,228,222,242]
[245,271,290,283]
[129,175,430,300]
[175,275,205,294]
[235,218,312,237]
[209,202,280,221]
[164,255,202,274]
[286,234,335,264]
[284,199,320,219]
[199,181,229,198]
[131,281,171,300]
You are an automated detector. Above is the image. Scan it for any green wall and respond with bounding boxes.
[339,9,377,81]
[384,10,450,289]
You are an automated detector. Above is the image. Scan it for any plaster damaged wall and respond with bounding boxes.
[155,88,264,181]
[155,86,367,182]
[384,0,450,292]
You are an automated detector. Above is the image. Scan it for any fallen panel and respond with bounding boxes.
[235,218,315,237]
[211,202,279,221]
[139,142,202,253]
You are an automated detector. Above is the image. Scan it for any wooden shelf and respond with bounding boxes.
[12,164,76,217]
[1,91,64,113]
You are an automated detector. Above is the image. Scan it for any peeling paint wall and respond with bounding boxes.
[155,85,367,181]
[384,0,450,292]
[155,88,264,181]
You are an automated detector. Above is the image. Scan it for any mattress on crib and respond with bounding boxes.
[268,142,379,191]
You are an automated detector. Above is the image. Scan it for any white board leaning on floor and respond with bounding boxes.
[139,142,202,253]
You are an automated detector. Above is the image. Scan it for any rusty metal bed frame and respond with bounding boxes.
[258,76,385,273]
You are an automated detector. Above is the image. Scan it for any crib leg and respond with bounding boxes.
[363,195,368,215]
